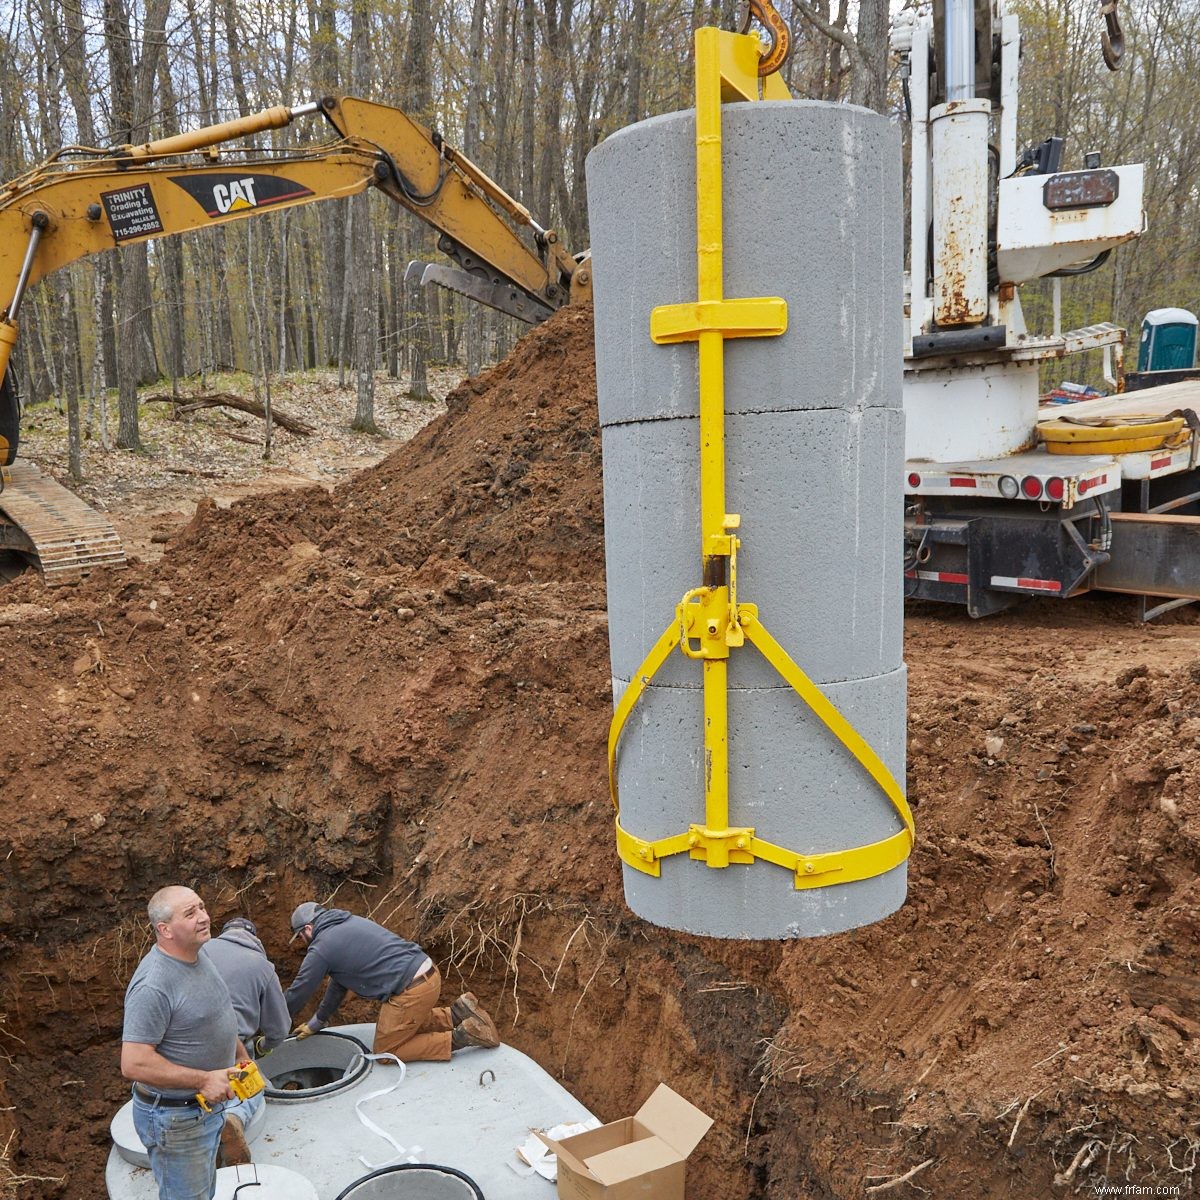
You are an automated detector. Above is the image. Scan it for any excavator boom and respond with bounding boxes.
[0,94,589,582]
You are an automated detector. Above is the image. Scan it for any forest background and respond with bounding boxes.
[0,0,1196,476]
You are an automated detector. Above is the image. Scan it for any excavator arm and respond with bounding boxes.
[0,94,589,585]
[0,94,590,464]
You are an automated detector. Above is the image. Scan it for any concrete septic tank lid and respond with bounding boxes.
[262,1030,373,1102]
[214,1164,319,1198]
[111,1094,267,1167]
[335,1163,485,1199]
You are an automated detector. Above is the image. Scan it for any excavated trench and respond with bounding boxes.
[3,307,1200,1199]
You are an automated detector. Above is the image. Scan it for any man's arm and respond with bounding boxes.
[121,1042,236,1105]
[310,979,348,1030]
[258,971,292,1052]
[284,948,327,1018]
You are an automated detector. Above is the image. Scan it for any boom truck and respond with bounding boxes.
[0,95,589,582]
[897,0,1200,618]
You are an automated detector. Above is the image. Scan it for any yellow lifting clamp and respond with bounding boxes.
[606,23,915,893]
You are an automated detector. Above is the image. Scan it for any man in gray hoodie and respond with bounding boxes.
[201,916,290,1166]
[202,917,290,1056]
[285,902,499,1061]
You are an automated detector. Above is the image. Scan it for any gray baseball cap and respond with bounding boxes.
[290,901,323,941]
[222,916,257,936]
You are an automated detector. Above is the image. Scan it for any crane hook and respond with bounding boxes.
[736,0,791,78]
[1099,0,1124,70]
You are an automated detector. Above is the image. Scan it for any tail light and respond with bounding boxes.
[1045,476,1065,501]
[1021,475,1043,499]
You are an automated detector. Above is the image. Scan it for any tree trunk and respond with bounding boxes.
[850,0,889,112]
[348,0,379,432]
[521,0,537,208]
[60,283,83,480]
[115,250,143,451]
[403,0,434,401]
[463,0,488,377]
[311,0,344,367]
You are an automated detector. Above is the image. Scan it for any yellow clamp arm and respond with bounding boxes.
[607,619,682,812]
[608,606,914,890]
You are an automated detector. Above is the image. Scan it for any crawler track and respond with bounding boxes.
[0,460,125,583]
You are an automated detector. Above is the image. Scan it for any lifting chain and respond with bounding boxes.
[1099,0,1124,70]
[736,0,791,77]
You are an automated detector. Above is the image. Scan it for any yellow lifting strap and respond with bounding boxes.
[605,20,915,892]
[608,600,915,889]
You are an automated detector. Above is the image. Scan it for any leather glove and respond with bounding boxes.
[292,1022,314,1040]
[251,1035,269,1058]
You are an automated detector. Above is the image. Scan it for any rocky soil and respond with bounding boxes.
[2,305,1199,1199]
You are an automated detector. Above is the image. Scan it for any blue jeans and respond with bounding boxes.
[131,1091,223,1200]
[223,1088,263,1130]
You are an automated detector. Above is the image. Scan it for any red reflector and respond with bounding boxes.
[907,472,921,488]
[1045,476,1065,501]
[1017,577,1062,592]
[1151,456,1171,470]
[1021,475,1043,499]
[948,476,977,488]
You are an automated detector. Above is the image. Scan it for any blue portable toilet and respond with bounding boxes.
[1137,308,1198,372]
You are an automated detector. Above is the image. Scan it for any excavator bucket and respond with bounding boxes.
[406,261,554,325]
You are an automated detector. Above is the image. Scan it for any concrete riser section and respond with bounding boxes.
[602,406,904,687]
[614,667,907,938]
[588,102,901,426]
[587,100,906,939]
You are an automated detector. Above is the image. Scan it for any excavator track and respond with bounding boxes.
[0,461,125,584]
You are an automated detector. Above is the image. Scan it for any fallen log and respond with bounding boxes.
[165,465,223,478]
[143,392,314,435]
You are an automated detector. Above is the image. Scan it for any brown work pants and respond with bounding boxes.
[373,966,453,1061]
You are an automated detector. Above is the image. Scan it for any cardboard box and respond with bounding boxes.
[535,1083,713,1199]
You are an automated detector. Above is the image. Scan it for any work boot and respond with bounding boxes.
[218,1114,252,1167]
[450,992,481,1025]
[451,1012,500,1051]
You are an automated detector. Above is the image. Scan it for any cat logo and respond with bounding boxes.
[213,177,259,213]
[168,172,315,218]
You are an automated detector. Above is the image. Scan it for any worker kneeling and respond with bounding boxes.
[285,903,499,1060]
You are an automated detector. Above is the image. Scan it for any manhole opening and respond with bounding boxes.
[261,1030,371,1102]
[335,1164,484,1199]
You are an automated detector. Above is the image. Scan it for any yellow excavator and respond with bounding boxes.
[0,95,591,582]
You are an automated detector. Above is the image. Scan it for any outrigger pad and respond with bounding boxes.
[0,372,18,466]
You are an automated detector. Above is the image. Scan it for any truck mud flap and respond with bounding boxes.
[1096,512,1200,603]
[907,511,1106,618]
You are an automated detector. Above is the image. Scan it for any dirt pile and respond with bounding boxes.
[2,304,1200,1199]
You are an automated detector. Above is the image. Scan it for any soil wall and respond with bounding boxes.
[2,306,1198,1198]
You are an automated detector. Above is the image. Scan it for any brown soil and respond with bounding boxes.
[3,304,1200,1199]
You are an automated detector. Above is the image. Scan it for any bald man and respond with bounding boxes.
[121,886,248,1200]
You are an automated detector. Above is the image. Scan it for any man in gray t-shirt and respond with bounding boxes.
[122,886,245,1200]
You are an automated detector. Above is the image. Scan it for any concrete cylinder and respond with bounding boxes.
[262,1031,372,1102]
[111,1095,268,1167]
[586,100,907,939]
[335,1165,484,1199]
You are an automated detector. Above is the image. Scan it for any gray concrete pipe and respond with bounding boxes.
[586,100,907,939]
